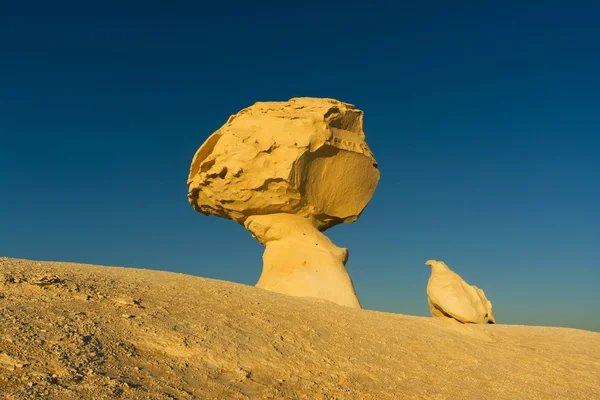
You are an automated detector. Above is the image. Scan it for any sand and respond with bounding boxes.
[1,257,598,399]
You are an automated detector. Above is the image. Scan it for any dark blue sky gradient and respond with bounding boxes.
[1,1,599,331]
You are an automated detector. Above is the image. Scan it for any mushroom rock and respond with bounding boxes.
[187,98,380,308]
[425,260,495,324]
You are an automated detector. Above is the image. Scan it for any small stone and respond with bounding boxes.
[111,296,137,306]
[121,314,135,319]
[30,275,62,286]
[237,367,251,379]
[2,335,14,343]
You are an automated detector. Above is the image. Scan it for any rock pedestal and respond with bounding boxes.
[245,213,361,308]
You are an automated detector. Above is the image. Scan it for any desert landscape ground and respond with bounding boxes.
[1,257,598,399]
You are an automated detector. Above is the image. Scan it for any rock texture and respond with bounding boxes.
[426,260,495,324]
[472,285,496,323]
[187,98,380,308]
[1,258,599,400]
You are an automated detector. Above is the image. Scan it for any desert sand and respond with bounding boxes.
[1,257,598,399]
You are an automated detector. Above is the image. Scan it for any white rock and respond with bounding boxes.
[425,260,495,324]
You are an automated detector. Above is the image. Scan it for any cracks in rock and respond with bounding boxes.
[253,178,288,192]
[261,143,279,154]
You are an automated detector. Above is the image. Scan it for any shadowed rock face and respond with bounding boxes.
[187,98,380,307]
[425,260,495,324]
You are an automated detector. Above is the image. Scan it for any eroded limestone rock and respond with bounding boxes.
[425,260,495,324]
[188,98,380,308]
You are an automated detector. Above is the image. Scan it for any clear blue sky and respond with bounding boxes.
[1,1,599,331]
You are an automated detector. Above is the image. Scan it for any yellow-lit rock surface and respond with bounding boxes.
[1,258,598,399]
[187,98,380,308]
[426,260,495,324]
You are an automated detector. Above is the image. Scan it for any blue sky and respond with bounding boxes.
[1,1,599,331]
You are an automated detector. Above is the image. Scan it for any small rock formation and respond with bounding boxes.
[187,98,380,308]
[425,260,495,324]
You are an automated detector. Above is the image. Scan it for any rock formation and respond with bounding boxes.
[187,98,380,308]
[425,260,495,324]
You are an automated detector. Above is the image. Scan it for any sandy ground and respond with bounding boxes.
[0,257,598,399]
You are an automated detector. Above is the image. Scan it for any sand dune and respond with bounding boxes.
[1,257,598,399]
